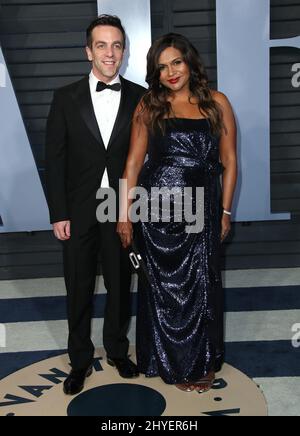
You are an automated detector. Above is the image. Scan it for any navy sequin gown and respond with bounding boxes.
[135,118,224,384]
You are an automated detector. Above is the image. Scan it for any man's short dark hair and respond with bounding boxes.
[86,15,126,49]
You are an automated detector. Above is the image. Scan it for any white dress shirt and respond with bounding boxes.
[89,71,121,188]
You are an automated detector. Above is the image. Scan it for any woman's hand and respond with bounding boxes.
[221,213,231,243]
[117,220,133,249]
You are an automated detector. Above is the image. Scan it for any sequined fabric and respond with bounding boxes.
[135,118,224,384]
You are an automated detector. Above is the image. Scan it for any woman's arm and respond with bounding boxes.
[117,104,149,248]
[212,91,238,242]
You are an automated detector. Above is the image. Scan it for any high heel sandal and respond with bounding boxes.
[193,371,215,393]
[175,383,195,392]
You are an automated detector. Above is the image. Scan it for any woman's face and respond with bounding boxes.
[158,46,190,93]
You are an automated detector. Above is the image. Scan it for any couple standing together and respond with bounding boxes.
[46,15,237,395]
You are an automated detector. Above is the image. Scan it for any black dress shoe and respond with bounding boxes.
[63,365,93,396]
[107,357,139,379]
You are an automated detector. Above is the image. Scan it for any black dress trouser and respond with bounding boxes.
[63,221,132,370]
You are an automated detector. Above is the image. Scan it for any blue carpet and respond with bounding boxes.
[0,286,300,323]
[0,349,67,381]
[225,340,300,378]
[0,340,299,381]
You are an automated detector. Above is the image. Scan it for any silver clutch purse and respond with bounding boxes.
[129,240,152,285]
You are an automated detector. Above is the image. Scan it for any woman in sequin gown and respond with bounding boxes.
[117,34,237,392]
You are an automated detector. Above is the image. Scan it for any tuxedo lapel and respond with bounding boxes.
[71,77,106,151]
[107,76,130,153]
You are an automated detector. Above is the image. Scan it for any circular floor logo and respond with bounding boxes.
[0,353,267,416]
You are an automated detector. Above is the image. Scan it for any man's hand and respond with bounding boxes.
[53,220,71,241]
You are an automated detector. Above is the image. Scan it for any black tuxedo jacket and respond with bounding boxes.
[45,75,145,231]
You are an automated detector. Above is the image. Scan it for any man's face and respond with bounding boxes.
[86,25,125,83]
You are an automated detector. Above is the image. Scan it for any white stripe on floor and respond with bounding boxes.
[223,268,300,289]
[0,318,136,354]
[0,275,139,299]
[0,269,300,300]
[253,377,300,416]
[225,310,300,343]
[1,309,299,353]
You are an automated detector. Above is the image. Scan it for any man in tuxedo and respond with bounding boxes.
[45,15,145,395]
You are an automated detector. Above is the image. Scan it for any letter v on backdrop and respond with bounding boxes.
[0,46,50,232]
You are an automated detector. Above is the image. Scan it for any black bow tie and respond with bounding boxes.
[96,81,121,92]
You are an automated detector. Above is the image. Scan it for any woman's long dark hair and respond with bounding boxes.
[139,33,224,136]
